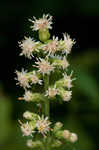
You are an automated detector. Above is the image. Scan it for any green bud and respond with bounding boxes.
[55,80,63,88]
[58,87,65,96]
[59,40,66,51]
[56,77,71,89]
[23,111,36,120]
[53,122,63,133]
[55,130,63,139]
[31,93,44,102]
[39,29,50,42]
[29,120,37,129]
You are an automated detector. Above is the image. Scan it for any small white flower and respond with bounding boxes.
[19,37,39,59]
[63,91,72,102]
[61,56,69,69]
[62,130,70,139]
[30,71,42,85]
[35,58,54,75]
[27,139,33,148]
[63,72,75,89]
[69,133,78,143]
[45,85,58,98]
[23,91,33,102]
[42,36,59,55]
[36,115,51,135]
[29,14,52,31]
[21,122,34,136]
[15,69,30,89]
[62,33,75,54]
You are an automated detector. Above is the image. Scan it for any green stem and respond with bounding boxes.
[44,75,50,118]
[43,74,50,150]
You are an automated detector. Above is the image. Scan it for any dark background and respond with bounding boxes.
[0,0,99,150]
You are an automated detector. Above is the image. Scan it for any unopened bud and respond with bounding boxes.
[53,122,63,132]
[23,111,34,120]
[39,29,50,42]
[27,139,43,148]
[23,111,38,120]
[69,133,78,143]
[62,130,70,139]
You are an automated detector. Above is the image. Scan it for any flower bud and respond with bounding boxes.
[29,120,37,129]
[23,111,38,120]
[55,130,63,139]
[54,57,69,69]
[62,130,70,139]
[27,139,43,148]
[69,133,78,143]
[53,122,63,132]
[58,88,72,102]
[39,29,50,42]
[27,139,33,148]
[23,111,34,120]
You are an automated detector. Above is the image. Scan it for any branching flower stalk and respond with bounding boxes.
[15,14,78,150]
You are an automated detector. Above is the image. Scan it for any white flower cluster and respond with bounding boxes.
[62,33,75,54]
[62,130,78,143]
[29,14,53,31]
[16,14,78,150]
[15,69,30,89]
[19,37,39,59]
[20,113,51,137]
[16,70,42,89]
[42,36,59,55]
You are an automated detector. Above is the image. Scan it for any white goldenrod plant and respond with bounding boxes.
[15,14,78,150]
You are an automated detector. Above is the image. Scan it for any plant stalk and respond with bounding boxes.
[43,74,50,150]
[44,75,50,118]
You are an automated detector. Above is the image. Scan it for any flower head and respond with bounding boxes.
[62,130,70,139]
[45,85,58,98]
[63,72,75,89]
[23,91,33,102]
[42,36,59,55]
[62,33,75,54]
[19,37,39,59]
[35,58,54,75]
[61,56,69,69]
[30,71,42,85]
[63,91,72,102]
[15,69,30,89]
[36,115,51,135]
[20,121,34,136]
[29,14,52,31]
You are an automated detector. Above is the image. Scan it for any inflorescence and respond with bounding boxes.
[15,14,78,150]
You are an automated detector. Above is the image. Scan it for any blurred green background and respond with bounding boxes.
[0,0,99,150]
